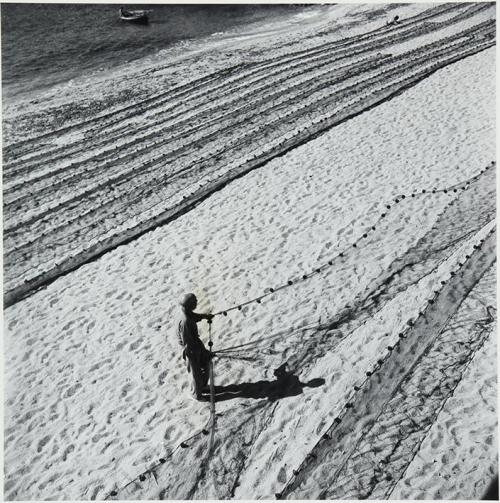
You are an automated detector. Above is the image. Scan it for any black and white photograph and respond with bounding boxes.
[2,1,497,500]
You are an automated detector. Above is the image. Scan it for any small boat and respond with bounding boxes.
[119,7,149,24]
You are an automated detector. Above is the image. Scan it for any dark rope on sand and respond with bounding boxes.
[209,163,494,319]
[208,321,216,453]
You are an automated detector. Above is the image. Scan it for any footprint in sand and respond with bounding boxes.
[48,296,60,308]
[146,412,160,427]
[137,398,155,414]
[120,383,132,398]
[430,429,444,450]
[129,338,143,351]
[4,479,16,492]
[100,439,118,454]
[88,358,111,372]
[163,425,175,441]
[7,319,18,331]
[89,484,104,500]
[105,289,117,299]
[158,370,168,386]
[61,320,75,333]
[20,408,41,423]
[116,290,132,301]
[62,444,75,462]
[92,433,106,444]
[77,423,90,437]
[37,435,51,453]
[63,382,82,398]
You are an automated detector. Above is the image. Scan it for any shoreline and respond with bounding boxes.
[2,3,425,141]
[1,4,339,116]
[1,4,321,106]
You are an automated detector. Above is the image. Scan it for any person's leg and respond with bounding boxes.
[190,359,206,399]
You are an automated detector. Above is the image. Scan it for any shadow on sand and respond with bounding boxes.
[210,364,325,402]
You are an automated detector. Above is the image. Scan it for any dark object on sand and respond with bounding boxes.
[386,15,400,26]
[119,7,149,24]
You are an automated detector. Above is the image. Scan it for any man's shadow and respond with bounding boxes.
[210,364,325,403]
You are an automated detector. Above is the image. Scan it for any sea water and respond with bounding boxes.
[1,4,314,100]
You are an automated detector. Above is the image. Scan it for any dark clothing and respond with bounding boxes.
[177,308,211,398]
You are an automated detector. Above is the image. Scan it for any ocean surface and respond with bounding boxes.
[1,3,313,99]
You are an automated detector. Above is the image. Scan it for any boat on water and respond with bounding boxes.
[119,7,149,24]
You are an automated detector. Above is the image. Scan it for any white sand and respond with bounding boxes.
[3,5,496,501]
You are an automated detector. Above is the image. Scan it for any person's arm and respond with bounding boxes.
[191,311,214,323]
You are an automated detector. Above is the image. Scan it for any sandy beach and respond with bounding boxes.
[3,3,497,500]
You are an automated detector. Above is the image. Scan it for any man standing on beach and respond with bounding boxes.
[177,293,213,401]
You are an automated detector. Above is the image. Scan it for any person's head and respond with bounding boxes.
[180,293,197,312]
[394,15,399,21]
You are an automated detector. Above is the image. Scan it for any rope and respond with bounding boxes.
[274,225,496,499]
[207,162,494,318]
[207,320,216,452]
[105,198,495,501]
